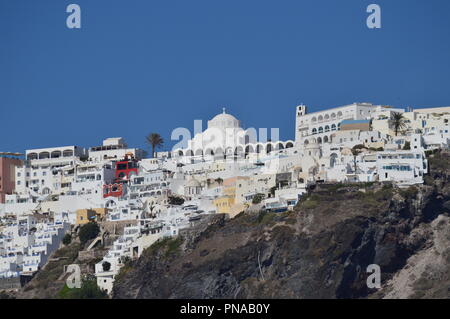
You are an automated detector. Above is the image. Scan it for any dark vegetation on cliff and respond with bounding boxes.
[113,151,450,299]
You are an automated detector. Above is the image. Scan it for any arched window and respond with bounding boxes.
[286,142,294,148]
[266,144,273,154]
[337,111,343,118]
[318,127,324,134]
[323,136,329,143]
[331,124,336,131]
[63,149,74,157]
[325,125,330,132]
[318,115,323,122]
[51,151,61,158]
[311,117,317,123]
[39,152,50,159]
[312,128,317,135]
[324,114,330,121]
[317,137,322,144]
[195,149,203,156]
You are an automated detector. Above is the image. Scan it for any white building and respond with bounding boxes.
[174,109,294,161]
[376,150,428,185]
[295,102,402,145]
[88,138,145,163]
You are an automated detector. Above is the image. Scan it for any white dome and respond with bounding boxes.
[207,108,240,129]
[186,177,201,187]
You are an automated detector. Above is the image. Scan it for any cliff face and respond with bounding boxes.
[113,151,450,299]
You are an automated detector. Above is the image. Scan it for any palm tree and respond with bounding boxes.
[146,133,164,158]
[390,112,407,136]
[351,146,363,176]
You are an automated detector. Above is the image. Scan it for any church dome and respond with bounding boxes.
[208,108,240,129]
[186,177,201,187]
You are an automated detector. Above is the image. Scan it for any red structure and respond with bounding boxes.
[0,155,23,203]
[103,183,123,198]
[103,153,138,198]
[114,153,138,182]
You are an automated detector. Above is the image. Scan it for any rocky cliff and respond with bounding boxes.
[112,151,450,299]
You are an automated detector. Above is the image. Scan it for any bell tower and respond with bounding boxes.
[295,104,307,143]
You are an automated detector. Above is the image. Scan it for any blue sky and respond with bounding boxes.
[1,0,450,154]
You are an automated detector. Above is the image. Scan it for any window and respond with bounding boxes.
[117,163,127,170]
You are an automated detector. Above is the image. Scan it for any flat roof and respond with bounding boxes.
[0,152,24,157]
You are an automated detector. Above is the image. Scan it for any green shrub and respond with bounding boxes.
[424,175,434,185]
[58,279,108,299]
[400,186,419,200]
[165,237,183,257]
[62,233,72,246]
[252,193,265,204]
[302,199,319,209]
[403,141,411,150]
[168,196,185,206]
[79,222,100,246]
[256,211,276,224]
[142,236,184,258]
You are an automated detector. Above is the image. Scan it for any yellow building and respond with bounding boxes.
[76,208,108,225]
[213,196,235,214]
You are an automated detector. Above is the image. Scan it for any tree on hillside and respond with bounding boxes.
[59,279,108,299]
[351,145,365,176]
[62,233,72,246]
[78,222,100,246]
[252,193,265,204]
[146,133,164,158]
[390,112,407,136]
[168,195,185,206]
